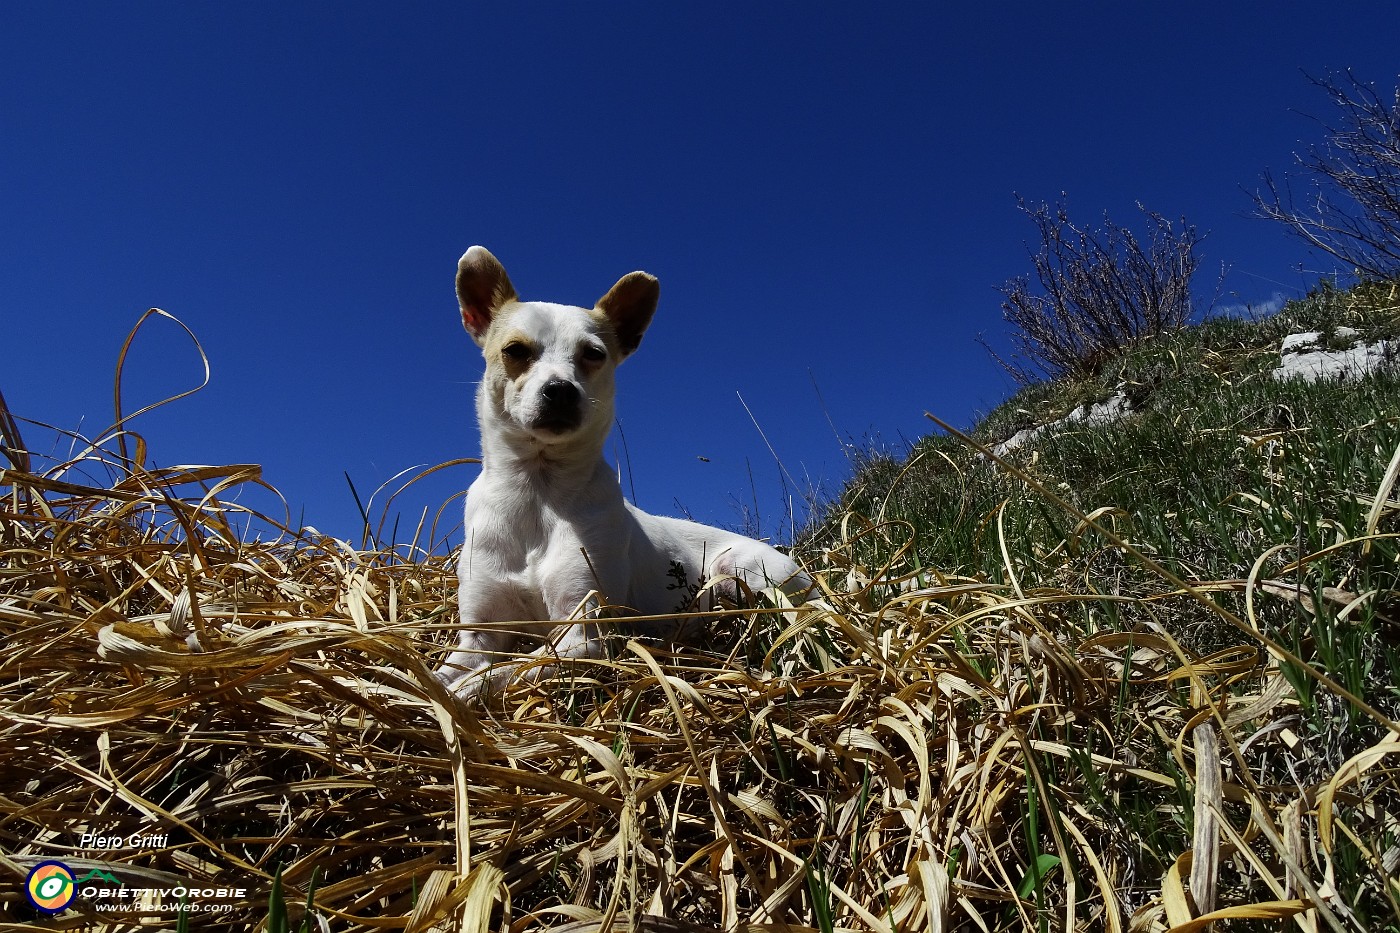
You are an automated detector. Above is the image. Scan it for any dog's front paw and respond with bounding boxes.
[436,652,520,700]
[435,648,485,697]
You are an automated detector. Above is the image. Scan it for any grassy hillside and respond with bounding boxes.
[1,281,1398,931]
[803,278,1400,928]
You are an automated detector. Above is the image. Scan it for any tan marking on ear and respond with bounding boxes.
[595,271,659,358]
[457,246,519,346]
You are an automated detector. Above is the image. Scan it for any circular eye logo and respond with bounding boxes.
[26,861,77,914]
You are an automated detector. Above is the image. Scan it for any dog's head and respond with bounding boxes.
[457,246,659,445]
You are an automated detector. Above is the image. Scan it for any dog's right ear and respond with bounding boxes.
[456,246,518,345]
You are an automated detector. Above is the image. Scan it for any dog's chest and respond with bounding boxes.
[460,474,621,615]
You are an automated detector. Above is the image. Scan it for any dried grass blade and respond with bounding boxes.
[1188,722,1221,923]
[1317,732,1400,853]
[1165,899,1313,933]
[1362,438,1400,554]
[110,308,212,469]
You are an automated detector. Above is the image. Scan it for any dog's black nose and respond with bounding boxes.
[541,380,581,407]
[534,380,585,433]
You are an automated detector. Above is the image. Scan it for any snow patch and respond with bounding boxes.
[1273,327,1395,383]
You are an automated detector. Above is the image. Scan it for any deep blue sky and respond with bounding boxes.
[3,3,1395,549]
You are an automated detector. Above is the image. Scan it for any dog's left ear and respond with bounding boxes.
[596,272,659,358]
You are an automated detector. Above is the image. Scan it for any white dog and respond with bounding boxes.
[438,247,811,696]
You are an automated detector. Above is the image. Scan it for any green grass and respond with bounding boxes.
[801,277,1400,927]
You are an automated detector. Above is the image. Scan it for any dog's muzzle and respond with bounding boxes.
[532,380,585,433]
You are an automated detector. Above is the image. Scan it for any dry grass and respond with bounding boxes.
[2,408,1399,931]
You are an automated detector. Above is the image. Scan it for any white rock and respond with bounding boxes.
[991,425,1041,457]
[1280,331,1323,355]
[990,391,1131,458]
[1079,392,1131,426]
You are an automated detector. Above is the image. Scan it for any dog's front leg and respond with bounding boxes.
[438,571,545,695]
[450,618,614,697]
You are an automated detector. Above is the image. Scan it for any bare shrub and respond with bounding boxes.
[1256,71,1400,279]
[989,198,1202,385]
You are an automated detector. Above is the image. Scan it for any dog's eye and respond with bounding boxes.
[581,345,607,364]
[502,343,532,361]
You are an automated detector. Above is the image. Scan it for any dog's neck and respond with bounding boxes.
[478,420,615,496]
